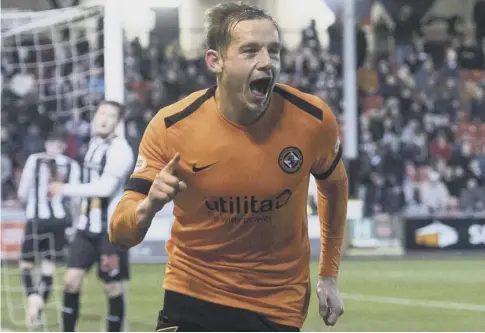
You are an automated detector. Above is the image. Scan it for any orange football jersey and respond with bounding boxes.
[110,83,342,328]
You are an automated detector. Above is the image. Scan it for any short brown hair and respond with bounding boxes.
[204,1,279,53]
[99,100,125,119]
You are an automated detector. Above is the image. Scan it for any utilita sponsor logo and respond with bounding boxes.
[205,189,292,214]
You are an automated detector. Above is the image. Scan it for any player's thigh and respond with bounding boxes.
[97,248,130,283]
[41,225,67,261]
[66,231,97,271]
[97,233,130,283]
[20,220,36,263]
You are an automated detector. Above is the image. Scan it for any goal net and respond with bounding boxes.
[1,5,111,331]
[2,4,115,158]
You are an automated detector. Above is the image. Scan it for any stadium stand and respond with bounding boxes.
[2,5,484,216]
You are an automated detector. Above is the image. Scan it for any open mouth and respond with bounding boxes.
[249,77,272,98]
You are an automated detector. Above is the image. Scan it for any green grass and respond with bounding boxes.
[1,258,484,332]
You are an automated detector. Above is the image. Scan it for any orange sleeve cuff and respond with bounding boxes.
[109,191,148,248]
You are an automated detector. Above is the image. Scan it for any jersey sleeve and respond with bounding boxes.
[124,117,170,196]
[310,100,348,278]
[68,160,82,184]
[103,139,135,180]
[62,141,134,198]
[110,115,170,248]
[310,103,342,180]
[17,154,36,204]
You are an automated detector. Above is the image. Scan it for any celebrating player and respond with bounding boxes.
[49,101,134,332]
[17,131,81,329]
[110,2,348,332]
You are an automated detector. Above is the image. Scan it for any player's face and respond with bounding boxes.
[45,140,66,155]
[221,19,281,115]
[94,104,120,138]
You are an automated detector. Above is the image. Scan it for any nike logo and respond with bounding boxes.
[192,162,218,172]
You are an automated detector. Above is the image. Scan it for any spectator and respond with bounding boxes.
[420,171,450,213]
[460,178,485,212]
[477,144,485,171]
[430,133,452,161]
[88,65,105,100]
[451,141,474,170]
[23,124,44,157]
[327,16,367,69]
[1,151,13,200]
[405,188,430,215]
[374,17,392,57]
[474,0,485,44]
[8,66,36,98]
[457,34,485,69]
[394,6,418,66]
[440,48,459,78]
[301,19,321,51]
[414,57,435,90]
[364,173,387,217]
[450,166,467,197]
[470,88,485,122]
[468,159,485,185]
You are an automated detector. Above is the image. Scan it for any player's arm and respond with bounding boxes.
[17,155,36,204]
[59,142,134,198]
[109,117,184,248]
[311,103,348,326]
[68,160,82,225]
[311,109,348,278]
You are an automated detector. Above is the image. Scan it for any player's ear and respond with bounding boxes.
[205,49,223,74]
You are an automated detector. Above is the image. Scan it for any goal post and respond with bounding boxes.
[102,0,125,137]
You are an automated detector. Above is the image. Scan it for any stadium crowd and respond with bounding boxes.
[1,7,485,218]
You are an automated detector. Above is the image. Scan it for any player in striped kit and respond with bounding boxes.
[49,101,134,332]
[17,131,81,329]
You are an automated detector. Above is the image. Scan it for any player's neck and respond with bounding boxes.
[97,132,116,141]
[215,87,268,126]
[45,152,58,158]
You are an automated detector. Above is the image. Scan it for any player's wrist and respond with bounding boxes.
[146,193,170,212]
[135,197,158,229]
[318,276,337,283]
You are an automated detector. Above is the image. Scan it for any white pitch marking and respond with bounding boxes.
[341,293,485,312]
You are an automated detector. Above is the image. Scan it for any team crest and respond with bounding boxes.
[278,146,303,174]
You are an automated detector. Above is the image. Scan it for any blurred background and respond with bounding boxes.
[1,0,484,331]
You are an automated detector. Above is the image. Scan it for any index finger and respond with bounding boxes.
[162,153,181,175]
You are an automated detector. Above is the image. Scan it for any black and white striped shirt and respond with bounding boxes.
[18,153,81,220]
[62,136,134,234]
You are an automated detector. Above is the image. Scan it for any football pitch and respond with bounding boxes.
[1,258,483,332]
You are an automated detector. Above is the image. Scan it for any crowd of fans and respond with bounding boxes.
[1,6,484,217]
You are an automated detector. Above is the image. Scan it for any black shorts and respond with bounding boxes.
[155,290,300,332]
[21,219,67,262]
[67,230,129,283]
